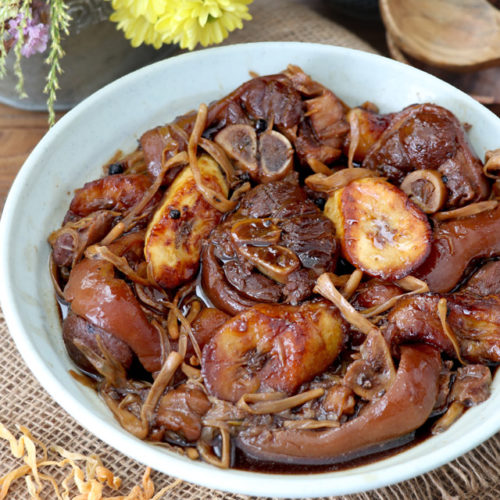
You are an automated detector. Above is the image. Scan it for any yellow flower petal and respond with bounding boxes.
[111,0,253,50]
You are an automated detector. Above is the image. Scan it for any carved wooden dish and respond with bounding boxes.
[380,0,500,71]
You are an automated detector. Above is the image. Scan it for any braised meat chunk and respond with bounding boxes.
[415,205,500,292]
[460,260,500,297]
[62,311,134,375]
[385,293,500,363]
[202,178,338,315]
[363,103,490,207]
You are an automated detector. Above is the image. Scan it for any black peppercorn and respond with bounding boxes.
[239,172,251,182]
[314,197,327,210]
[169,209,181,219]
[255,119,267,133]
[442,175,448,183]
[108,163,124,175]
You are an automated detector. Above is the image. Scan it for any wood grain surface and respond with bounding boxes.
[0,103,55,211]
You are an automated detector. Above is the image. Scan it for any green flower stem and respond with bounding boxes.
[13,0,31,98]
[0,4,19,78]
[44,0,71,125]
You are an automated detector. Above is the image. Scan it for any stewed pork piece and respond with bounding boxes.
[139,65,350,181]
[385,293,500,364]
[460,260,500,297]
[237,345,441,465]
[202,177,338,315]
[414,205,500,292]
[363,103,490,207]
[62,311,134,375]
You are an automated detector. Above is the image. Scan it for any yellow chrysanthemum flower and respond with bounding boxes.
[110,0,253,51]
[156,0,253,50]
[110,0,167,48]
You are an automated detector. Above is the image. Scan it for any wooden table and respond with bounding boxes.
[0,104,52,210]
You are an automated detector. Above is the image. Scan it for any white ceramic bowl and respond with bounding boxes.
[1,42,499,498]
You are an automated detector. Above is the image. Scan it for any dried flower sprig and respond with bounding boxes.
[0,0,69,125]
[44,0,70,125]
[12,0,31,98]
[0,4,20,78]
[0,1,253,126]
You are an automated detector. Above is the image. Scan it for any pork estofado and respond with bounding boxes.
[49,66,500,470]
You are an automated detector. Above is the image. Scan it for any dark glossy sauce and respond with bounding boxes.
[53,235,498,474]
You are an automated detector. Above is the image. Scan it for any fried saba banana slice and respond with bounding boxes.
[145,154,228,289]
[324,177,431,280]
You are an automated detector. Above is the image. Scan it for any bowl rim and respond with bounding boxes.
[1,41,500,498]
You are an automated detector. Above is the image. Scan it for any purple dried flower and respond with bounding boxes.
[8,14,49,58]
[22,21,49,57]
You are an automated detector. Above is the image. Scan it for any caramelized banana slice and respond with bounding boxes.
[324,178,431,280]
[202,301,346,402]
[344,107,391,165]
[145,154,228,289]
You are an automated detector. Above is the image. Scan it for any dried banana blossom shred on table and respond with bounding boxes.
[0,422,182,499]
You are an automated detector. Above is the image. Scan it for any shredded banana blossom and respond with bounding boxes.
[314,273,378,336]
[85,245,151,287]
[307,158,333,175]
[361,276,429,318]
[199,137,235,186]
[305,168,378,194]
[433,200,498,221]
[437,298,465,365]
[197,426,231,469]
[483,148,500,179]
[342,269,363,300]
[49,255,65,298]
[237,389,325,415]
[347,110,360,169]
[102,351,183,440]
[431,401,465,435]
[188,104,236,212]
[101,152,189,246]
